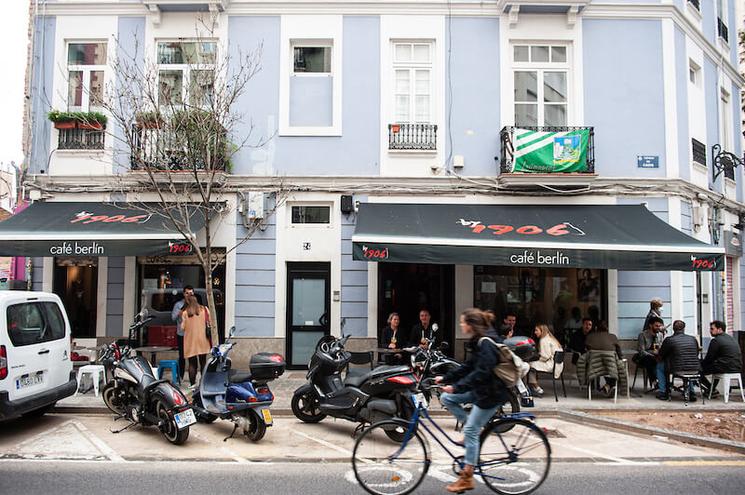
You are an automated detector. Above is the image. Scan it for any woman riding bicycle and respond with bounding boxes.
[435,308,509,493]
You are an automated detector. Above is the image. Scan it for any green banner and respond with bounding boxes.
[512,128,590,173]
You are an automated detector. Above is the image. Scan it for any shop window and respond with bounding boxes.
[473,266,604,344]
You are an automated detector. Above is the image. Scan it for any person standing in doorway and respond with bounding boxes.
[181,294,211,386]
[171,285,194,382]
[410,308,437,348]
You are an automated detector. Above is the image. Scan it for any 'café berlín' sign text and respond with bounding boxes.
[510,249,570,266]
[50,241,105,256]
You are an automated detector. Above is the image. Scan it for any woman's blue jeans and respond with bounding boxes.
[440,391,499,466]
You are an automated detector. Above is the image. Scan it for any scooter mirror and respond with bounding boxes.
[432,323,439,333]
[229,326,236,337]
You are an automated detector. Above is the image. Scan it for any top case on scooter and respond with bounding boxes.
[250,353,286,380]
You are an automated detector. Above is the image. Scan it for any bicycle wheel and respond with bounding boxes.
[352,420,430,495]
[478,418,551,495]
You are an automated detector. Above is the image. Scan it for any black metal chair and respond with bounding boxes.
[345,351,375,378]
[631,361,656,393]
[534,350,567,402]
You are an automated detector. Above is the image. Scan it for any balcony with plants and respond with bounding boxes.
[47,110,107,151]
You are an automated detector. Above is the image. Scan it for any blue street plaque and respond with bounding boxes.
[637,155,659,168]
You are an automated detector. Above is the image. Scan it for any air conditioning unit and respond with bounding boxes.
[246,192,265,220]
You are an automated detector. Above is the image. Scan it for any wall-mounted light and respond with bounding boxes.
[712,144,743,182]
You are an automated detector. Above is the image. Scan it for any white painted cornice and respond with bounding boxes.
[38,1,743,85]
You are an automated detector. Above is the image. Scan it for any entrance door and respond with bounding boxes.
[287,262,330,368]
[53,259,98,339]
[378,263,454,353]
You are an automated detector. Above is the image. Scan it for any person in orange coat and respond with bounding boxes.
[181,294,212,386]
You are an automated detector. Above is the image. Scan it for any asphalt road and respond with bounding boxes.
[1,460,744,495]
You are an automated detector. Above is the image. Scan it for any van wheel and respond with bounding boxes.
[22,403,56,418]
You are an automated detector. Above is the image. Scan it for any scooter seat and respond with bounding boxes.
[345,365,411,389]
[228,369,252,383]
[344,373,367,388]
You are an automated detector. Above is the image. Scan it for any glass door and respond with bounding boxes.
[286,262,330,368]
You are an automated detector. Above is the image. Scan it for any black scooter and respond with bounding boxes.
[291,334,418,441]
[99,312,195,445]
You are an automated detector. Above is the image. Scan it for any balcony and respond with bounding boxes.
[388,123,437,151]
[57,128,105,151]
[142,0,228,12]
[499,126,595,187]
[130,126,227,171]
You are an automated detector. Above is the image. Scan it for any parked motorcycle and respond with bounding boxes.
[191,328,285,442]
[291,334,418,441]
[99,312,195,445]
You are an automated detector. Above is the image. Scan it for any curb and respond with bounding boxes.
[557,410,745,455]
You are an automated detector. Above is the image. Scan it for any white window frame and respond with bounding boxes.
[66,40,107,112]
[716,0,730,45]
[391,40,434,124]
[156,39,217,108]
[279,15,343,137]
[688,60,701,87]
[292,41,333,75]
[287,202,334,229]
[511,43,572,127]
[719,87,733,152]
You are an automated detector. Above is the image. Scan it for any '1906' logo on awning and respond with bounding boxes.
[70,211,152,225]
[458,219,586,237]
[362,245,389,260]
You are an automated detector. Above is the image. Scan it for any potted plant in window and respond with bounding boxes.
[47,110,77,130]
[135,111,163,129]
[76,111,107,131]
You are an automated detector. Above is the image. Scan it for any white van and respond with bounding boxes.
[0,291,77,420]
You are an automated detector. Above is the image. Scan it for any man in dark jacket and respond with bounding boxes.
[656,320,700,400]
[700,320,743,396]
[410,308,437,348]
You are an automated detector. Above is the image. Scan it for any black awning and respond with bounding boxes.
[0,202,204,257]
[352,203,723,271]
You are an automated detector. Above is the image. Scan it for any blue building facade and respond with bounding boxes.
[23,0,745,365]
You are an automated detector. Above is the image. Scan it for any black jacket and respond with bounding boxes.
[702,333,742,373]
[442,336,507,409]
[382,326,406,348]
[658,332,700,374]
[410,323,437,347]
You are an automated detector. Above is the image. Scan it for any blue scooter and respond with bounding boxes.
[192,328,285,442]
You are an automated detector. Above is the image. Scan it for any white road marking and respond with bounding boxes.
[188,429,254,465]
[551,441,659,466]
[292,429,353,456]
[72,420,126,463]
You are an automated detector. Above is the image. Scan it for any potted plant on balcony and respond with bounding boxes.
[76,111,107,130]
[135,111,163,129]
[47,110,77,130]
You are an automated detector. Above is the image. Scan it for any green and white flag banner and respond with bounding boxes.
[512,128,590,173]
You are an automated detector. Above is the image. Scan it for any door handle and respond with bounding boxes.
[38,349,50,355]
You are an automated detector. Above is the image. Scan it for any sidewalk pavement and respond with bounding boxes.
[59,370,745,415]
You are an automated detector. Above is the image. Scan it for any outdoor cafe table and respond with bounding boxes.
[134,346,177,367]
[375,347,407,364]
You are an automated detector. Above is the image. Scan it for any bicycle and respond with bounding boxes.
[351,386,551,495]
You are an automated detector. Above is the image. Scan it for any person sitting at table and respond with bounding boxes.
[181,294,212,387]
[568,317,593,365]
[410,308,438,349]
[585,321,622,395]
[381,312,406,364]
[700,320,742,398]
[527,324,563,397]
[634,316,664,390]
[656,320,700,401]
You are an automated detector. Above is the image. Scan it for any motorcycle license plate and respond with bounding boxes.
[414,393,428,409]
[260,408,273,426]
[174,409,197,429]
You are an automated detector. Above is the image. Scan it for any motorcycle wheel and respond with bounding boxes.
[156,400,189,445]
[191,389,218,424]
[102,382,127,416]
[291,389,326,423]
[244,410,267,442]
[383,395,415,442]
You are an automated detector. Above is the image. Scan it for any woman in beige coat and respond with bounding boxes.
[527,324,564,397]
[181,295,212,386]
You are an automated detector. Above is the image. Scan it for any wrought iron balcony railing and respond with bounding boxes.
[388,123,437,151]
[130,126,228,171]
[57,128,105,150]
[688,0,700,11]
[499,126,595,174]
